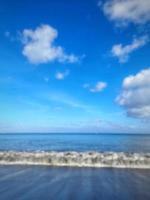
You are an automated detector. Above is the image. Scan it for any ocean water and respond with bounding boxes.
[0,133,150,200]
[0,133,150,152]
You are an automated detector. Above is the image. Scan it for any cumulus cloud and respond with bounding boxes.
[55,70,69,80]
[84,81,107,93]
[111,36,148,63]
[102,0,150,26]
[21,24,79,64]
[117,68,150,118]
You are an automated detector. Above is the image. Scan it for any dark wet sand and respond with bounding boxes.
[0,165,150,200]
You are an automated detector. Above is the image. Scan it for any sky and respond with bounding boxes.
[0,0,150,133]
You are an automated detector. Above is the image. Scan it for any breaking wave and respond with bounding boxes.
[0,151,150,168]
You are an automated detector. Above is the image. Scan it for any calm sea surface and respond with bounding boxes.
[0,133,150,152]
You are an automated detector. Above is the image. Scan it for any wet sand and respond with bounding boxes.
[0,165,150,200]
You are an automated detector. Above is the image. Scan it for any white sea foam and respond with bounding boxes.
[0,151,150,168]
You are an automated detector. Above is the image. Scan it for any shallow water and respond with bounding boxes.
[0,133,150,152]
[0,165,150,200]
[0,151,150,168]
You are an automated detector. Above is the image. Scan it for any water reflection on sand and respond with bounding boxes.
[0,166,150,200]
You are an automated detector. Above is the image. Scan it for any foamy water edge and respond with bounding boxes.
[0,151,150,168]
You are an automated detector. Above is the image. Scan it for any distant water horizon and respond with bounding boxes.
[1,132,150,135]
[0,133,150,153]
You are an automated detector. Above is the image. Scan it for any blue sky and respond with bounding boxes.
[0,0,150,133]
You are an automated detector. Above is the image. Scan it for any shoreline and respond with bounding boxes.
[0,151,150,169]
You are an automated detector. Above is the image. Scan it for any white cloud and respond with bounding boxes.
[117,68,150,118]
[102,0,150,25]
[123,68,150,89]
[111,36,148,63]
[21,24,79,64]
[90,82,107,92]
[55,70,69,80]
[84,81,107,93]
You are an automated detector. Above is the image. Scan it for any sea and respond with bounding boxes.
[0,133,150,152]
[0,133,150,200]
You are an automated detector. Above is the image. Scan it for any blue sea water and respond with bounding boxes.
[0,133,150,200]
[0,133,150,152]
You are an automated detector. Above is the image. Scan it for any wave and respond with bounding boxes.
[0,151,150,168]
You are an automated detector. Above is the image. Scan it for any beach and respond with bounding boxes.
[0,165,150,200]
[0,134,150,199]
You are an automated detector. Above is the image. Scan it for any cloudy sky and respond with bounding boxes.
[0,0,150,133]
